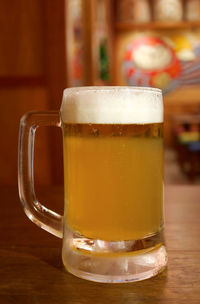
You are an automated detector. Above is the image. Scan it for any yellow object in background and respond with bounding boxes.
[170,35,195,61]
[178,132,199,143]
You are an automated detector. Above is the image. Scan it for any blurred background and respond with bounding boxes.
[1,0,200,187]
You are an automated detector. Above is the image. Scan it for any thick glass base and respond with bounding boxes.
[62,228,167,283]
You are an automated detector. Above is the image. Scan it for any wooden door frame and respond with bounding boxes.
[44,0,67,185]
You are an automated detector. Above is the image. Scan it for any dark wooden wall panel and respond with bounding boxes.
[0,87,52,185]
[44,0,66,185]
[0,0,66,185]
[0,0,46,76]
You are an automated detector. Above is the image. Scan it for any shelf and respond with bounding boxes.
[115,21,200,31]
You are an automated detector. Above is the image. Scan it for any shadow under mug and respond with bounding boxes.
[18,86,167,283]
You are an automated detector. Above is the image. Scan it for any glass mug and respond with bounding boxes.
[18,86,167,283]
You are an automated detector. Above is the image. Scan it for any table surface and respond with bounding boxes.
[1,185,200,304]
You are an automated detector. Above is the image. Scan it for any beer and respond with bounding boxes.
[61,87,163,241]
[63,122,163,241]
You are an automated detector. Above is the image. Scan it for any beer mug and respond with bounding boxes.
[18,86,167,283]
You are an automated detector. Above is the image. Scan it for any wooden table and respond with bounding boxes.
[1,185,200,303]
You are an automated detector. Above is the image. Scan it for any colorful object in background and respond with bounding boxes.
[170,33,200,87]
[174,115,200,144]
[67,0,84,87]
[123,36,181,93]
[99,39,110,82]
[122,32,200,94]
[170,34,195,61]
[71,23,84,86]
[95,0,111,85]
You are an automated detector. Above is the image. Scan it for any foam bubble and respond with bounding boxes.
[61,87,163,124]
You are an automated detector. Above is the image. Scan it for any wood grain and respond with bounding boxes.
[0,185,200,303]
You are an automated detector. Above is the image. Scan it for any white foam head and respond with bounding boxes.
[61,86,163,124]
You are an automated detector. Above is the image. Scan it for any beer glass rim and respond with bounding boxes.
[63,86,162,96]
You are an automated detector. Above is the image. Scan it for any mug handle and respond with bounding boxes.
[18,111,63,238]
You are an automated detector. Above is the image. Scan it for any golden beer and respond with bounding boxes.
[63,122,163,241]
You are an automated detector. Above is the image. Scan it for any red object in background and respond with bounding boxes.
[123,36,181,91]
